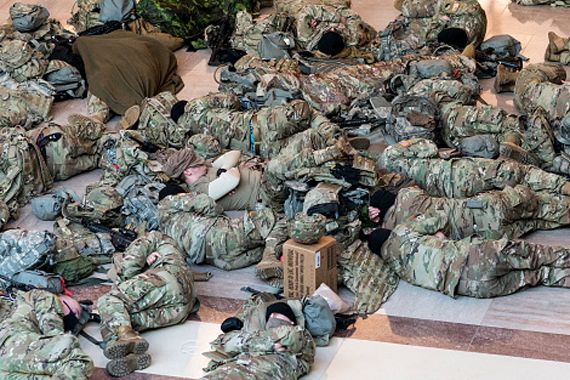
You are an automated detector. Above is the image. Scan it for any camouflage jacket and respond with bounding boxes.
[380,138,568,198]
[158,193,285,270]
[110,231,196,315]
[203,293,316,378]
[380,214,471,297]
[383,185,568,241]
[0,289,65,340]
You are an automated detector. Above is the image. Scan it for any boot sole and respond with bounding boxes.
[119,105,141,130]
[107,353,151,377]
[104,339,149,360]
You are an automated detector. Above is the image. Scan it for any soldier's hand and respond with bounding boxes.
[60,295,82,318]
[274,342,289,352]
[434,231,447,240]
[146,251,161,265]
[368,206,381,223]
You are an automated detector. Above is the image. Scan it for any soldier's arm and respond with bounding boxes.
[28,290,65,336]
[380,138,439,171]
[208,167,241,201]
[113,232,164,281]
[212,150,241,170]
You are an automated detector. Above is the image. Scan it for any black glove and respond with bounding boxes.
[221,317,244,333]
[331,163,360,186]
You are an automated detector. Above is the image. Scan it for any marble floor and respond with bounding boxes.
[5,0,570,379]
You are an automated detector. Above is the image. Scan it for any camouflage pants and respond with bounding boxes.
[202,352,298,380]
[0,333,93,380]
[97,277,191,341]
[457,239,570,298]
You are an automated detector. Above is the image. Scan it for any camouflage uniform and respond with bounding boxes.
[97,231,197,343]
[377,0,487,60]
[231,0,376,54]
[380,138,569,198]
[513,63,569,126]
[381,215,570,298]
[158,193,289,271]
[202,293,315,380]
[0,289,93,379]
[177,93,331,158]
[384,185,570,240]
[440,102,558,167]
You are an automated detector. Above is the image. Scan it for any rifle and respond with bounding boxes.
[65,215,137,251]
[128,133,161,154]
[331,117,381,129]
[0,271,65,293]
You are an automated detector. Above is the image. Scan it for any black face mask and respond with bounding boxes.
[63,311,80,333]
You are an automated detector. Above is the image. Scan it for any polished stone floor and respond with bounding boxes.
[4,0,570,379]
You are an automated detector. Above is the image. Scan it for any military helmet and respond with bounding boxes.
[86,186,123,211]
[186,134,222,159]
[290,213,326,245]
[302,183,341,218]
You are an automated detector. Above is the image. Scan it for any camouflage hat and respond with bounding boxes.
[162,147,206,178]
[10,3,50,32]
[186,134,222,159]
[290,212,326,245]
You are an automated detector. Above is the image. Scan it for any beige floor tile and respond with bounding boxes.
[325,339,570,380]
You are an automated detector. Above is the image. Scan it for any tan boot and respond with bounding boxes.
[548,32,567,54]
[561,182,570,196]
[499,141,541,167]
[119,105,140,130]
[67,113,104,129]
[106,353,151,377]
[462,43,476,59]
[494,64,519,93]
[255,248,283,281]
[103,326,149,360]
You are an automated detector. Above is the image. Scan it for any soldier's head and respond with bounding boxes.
[367,228,392,256]
[266,302,297,329]
[368,190,397,225]
[317,31,345,57]
[182,165,208,185]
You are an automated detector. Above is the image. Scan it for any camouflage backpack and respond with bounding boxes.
[10,2,50,32]
[138,91,182,148]
[68,0,104,33]
[0,127,53,215]
[116,175,165,233]
[0,230,56,289]
[48,237,96,284]
[0,39,48,82]
[64,185,124,226]
[43,60,86,100]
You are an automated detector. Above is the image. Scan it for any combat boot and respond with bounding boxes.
[348,136,371,150]
[67,113,104,130]
[255,248,283,282]
[106,353,151,377]
[548,32,567,54]
[494,64,519,93]
[562,181,570,196]
[103,326,149,360]
[462,44,476,59]
[119,105,140,130]
[499,142,541,167]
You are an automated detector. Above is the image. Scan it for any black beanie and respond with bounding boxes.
[370,190,397,216]
[221,316,244,333]
[367,228,392,256]
[158,182,186,201]
[437,28,469,50]
[266,302,297,325]
[317,31,345,56]
[170,100,188,123]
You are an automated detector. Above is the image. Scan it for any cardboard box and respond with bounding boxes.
[283,236,337,298]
